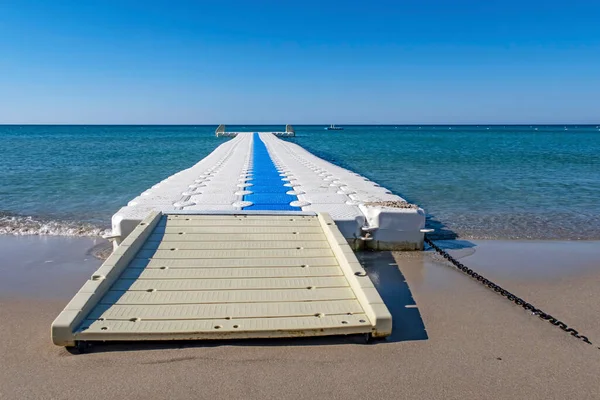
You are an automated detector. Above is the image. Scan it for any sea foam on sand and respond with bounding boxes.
[0,213,109,237]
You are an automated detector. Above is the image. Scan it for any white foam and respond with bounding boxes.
[0,213,110,237]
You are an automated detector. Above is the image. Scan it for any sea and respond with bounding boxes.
[1,125,599,240]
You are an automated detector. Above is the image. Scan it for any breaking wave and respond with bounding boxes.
[0,212,110,237]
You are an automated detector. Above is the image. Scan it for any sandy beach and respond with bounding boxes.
[1,235,599,400]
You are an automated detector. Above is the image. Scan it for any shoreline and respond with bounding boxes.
[3,229,600,242]
[2,235,599,300]
[3,210,600,242]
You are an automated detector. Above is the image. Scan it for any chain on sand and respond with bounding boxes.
[424,237,598,350]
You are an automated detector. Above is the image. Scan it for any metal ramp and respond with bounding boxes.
[52,211,392,348]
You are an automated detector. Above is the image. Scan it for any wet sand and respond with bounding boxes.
[1,236,599,400]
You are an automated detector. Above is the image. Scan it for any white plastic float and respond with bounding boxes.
[111,132,425,250]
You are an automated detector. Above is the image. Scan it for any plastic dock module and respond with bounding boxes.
[51,211,392,347]
[112,131,425,251]
[244,133,301,211]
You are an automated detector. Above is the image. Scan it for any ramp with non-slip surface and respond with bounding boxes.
[52,211,392,347]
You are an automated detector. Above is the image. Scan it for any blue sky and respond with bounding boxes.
[1,0,599,124]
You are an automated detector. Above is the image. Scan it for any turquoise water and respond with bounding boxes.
[1,125,599,239]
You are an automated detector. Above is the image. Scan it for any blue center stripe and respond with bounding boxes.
[243,133,301,211]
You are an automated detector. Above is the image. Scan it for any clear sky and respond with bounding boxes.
[1,0,599,124]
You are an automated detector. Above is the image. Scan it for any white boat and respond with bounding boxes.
[325,124,343,131]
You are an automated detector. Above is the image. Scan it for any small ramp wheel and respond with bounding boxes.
[363,333,385,345]
[67,341,87,354]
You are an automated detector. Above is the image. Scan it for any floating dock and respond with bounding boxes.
[52,130,425,349]
[111,132,425,251]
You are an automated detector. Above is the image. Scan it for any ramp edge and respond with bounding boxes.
[317,213,393,337]
[51,211,163,346]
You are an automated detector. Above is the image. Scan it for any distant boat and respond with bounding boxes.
[325,124,343,131]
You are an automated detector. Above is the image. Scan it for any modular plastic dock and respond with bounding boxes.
[112,132,426,250]
[52,211,392,347]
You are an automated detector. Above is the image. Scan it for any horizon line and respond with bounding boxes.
[1,123,600,126]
